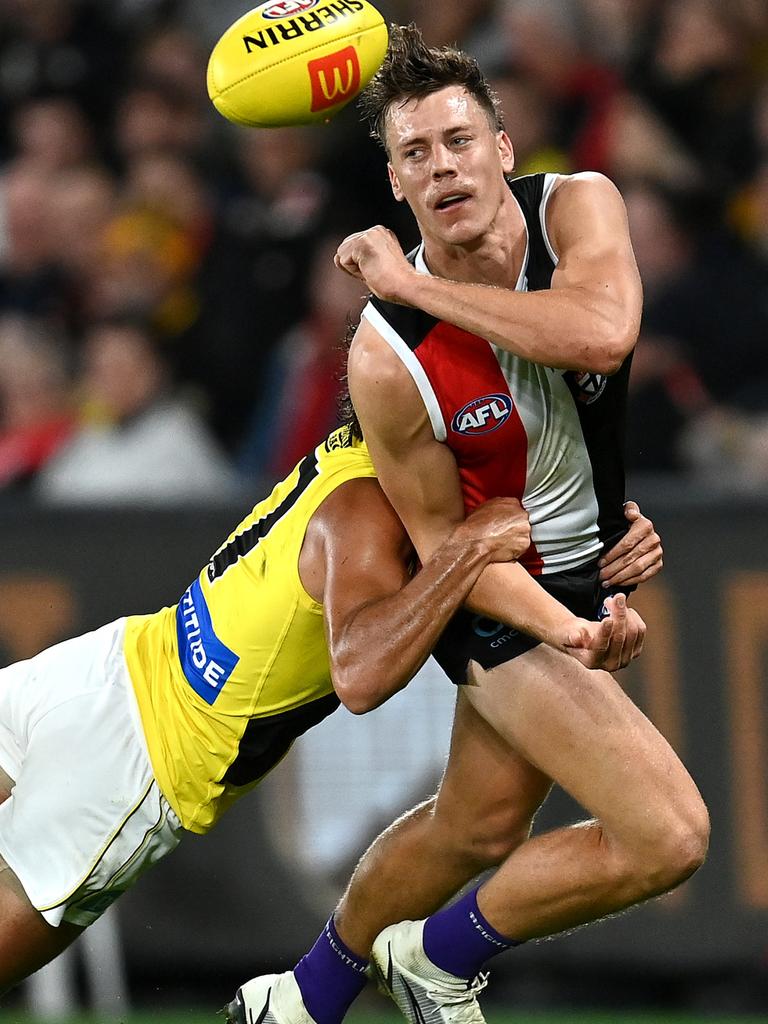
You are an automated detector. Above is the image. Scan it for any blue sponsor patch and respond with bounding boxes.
[176,579,239,705]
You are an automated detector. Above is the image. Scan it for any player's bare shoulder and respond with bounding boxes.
[348,316,430,446]
[546,172,632,254]
[348,316,404,390]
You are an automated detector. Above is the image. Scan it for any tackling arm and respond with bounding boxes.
[347,323,610,654]
[310,478,530,714]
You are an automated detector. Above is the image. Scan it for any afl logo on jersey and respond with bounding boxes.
[451,394,512,436]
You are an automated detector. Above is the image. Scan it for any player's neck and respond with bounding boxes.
[419,190,526,288]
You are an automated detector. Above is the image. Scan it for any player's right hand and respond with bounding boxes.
[452,497,531,564]
[561,593,646,671]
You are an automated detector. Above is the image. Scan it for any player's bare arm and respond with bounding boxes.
[336,173,642,375]
[300,478,530,714]
[348,321,645,672]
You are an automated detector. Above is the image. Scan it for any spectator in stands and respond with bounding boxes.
[624,180,768,480]
[237,235,367,483]
[489,73,571,175]
[0,164,60,320]
[0,0,130,160]
[36,316,239,505]
[631,0,760,188]
[0,315,74,493]
[113,79,211,165]
[10,96,94,176]
[46,164,117,336]
[85,152,212,342]
[183,126,333,451]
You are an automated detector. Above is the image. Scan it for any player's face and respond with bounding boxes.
[385,86,515,247]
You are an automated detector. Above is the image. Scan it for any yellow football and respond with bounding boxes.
[207,1,389,127]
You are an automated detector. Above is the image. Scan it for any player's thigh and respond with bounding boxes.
[464,645,705,846]
[0,855,83,994]
[433,688,552,860]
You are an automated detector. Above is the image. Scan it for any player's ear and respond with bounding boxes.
[388,163,405,202]
[498,131,515,175]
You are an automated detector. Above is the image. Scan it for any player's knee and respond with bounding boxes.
[443,809,533,870]
[631,798,710,897]
[659,799,709,885]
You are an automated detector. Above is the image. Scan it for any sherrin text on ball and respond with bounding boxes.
[207,0,389,127]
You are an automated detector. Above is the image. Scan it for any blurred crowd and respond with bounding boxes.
[0,0,767,505]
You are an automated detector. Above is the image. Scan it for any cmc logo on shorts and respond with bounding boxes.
[451,394,512,436]
[261,0,319,19]
[308,45,361,111]
[176,580,239,705]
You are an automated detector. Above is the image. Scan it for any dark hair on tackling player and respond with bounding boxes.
[337,318,362,440]
[358,23,503,154]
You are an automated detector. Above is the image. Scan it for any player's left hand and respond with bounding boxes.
[335,225,417,304]
[562,593,646,672]
[598,500,663,588]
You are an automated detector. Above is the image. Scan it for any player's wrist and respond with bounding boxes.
[548,613,588,653]
[388,265,421,307]
[443,532,494,572]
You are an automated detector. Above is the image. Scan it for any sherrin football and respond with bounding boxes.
[207,0,389,127]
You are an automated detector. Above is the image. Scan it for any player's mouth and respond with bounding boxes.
[433,192,472,213]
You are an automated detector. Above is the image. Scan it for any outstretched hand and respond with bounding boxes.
[562,593,646,671]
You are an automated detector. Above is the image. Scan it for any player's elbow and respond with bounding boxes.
[584,332,633,376]
[595,310,638,375]
[332,665,382,715]
[338,687,378,715]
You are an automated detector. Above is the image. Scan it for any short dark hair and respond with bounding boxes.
[358,23,503,154]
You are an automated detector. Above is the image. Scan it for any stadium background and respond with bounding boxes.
[0,0,767,1021]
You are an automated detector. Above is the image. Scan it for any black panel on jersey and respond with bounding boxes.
[368,245,439,351]
[511,173,631,549]
[207,451,320,582]
[508,173,556,291]
[224,691,340,786]
[563,357,633,550]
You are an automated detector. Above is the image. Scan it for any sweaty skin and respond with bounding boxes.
[340,86,646,669]
[330,83,705,961]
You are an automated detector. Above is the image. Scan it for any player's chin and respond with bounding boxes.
[431,216,485,247]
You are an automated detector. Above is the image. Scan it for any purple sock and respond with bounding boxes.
[422,886,522,979]
[293,917,368,1024]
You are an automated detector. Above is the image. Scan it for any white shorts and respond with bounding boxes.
[0,619,182,928]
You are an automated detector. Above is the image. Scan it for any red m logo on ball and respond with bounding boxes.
[308,45,361,111]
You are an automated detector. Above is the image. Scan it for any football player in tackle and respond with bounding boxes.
[0,411,656,996]
[229,23,705,1024]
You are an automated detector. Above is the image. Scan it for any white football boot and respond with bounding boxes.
[371,920,489,1024]
[223,971,317,1024]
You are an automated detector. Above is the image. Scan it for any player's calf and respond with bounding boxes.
[0,862,83,994]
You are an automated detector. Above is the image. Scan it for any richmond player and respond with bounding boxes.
[0,417,658,994]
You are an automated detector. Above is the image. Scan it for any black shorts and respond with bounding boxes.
[433,559,623,685]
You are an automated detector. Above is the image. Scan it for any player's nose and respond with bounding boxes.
[430,143,459,178]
